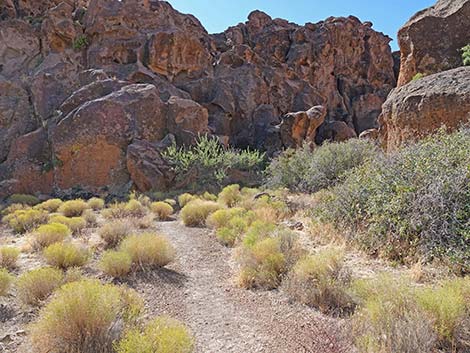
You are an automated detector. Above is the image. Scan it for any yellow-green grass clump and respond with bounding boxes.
[43,243,89,269]
[49,215,87,234]
[117,316,194,353]
[217,184,242,207]
[34,223,71,249]
[99,250,132,278]
[206,207,247,229]
[216,215,252,247]
[87,197,105,210]
[284,247,354,315]
[0,269,13,296]
[120,233,175,270]
[30,280,143,353]
[150,201,174,221]
[35,199,63,212]
[17,267,64,306]
[99,221,131,248]
[178,193,196,208]
[0,246,20,269]
[2,209,48,233]
[101,200,147,219]
[180,200,221,227]
[58,199,89,217]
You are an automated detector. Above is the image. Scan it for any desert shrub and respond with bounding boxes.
[100,251,132,278]
[416,277,470,350]
[30,279,142,353]
[163,135,266,191]
[284,248,354,315]
[315,129,470,271]
[412,72,425,80]
[216,216,251,247]
[150,202,174,221]
[36,199,63,212]
[120,233,175,270]
[58,199,89,217]
[99,221,131,248]
[8,194,40,206]
[87,197,105,210]
[43,243,89,269]
[462,44,470,66]
[0,247,20,269]
[266,139,377,193]
[351,274,436,353]
[64,267,84,283]
[180,200,221,227]
[1,203,29,216]
[82,209,98,226]
[102,200,147,219]
[178,193,196,208]
[49,215,87,234]
[134,214,155,229]
[237,237,287,289]
[242,220,277,247]
[34,223,70,249]
[17,267,64,306]
[116,316,194,353]
[2,209,49,233]
[217,184,242,207]
[206,207,247,229]
[0,269,13,296]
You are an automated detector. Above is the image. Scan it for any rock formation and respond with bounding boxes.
[397,0,470,86]
[379,67,470,150]
[0,0,396,196]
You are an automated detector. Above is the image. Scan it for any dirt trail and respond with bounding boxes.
[131,220,353,353]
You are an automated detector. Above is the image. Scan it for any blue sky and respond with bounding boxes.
[169,0,435,50]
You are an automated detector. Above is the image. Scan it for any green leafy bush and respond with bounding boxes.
[0,247,20,269]
[8,194,40,206]
[43,243,89,269]
[34,223,70,249]
[30,280,142,353]
[17,267,64,306]
[315,129,470,271]
[99,250,132,278]
[284,248,354,315]
[0,269,13,296]
[116,316,193,353]
[120,233,175,270]
[462,44,470,66]
[180,200,221,227]
[266,139,376,193]
[163,135,266,191]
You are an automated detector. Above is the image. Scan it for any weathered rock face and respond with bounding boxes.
[397,0,470,86]
[379,67,470,150]
[0,0,397,196]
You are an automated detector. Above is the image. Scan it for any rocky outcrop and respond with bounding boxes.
[397,0,470,86]
[379,67,470,150]
[0,0,397,196]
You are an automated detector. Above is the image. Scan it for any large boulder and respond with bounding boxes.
[280,106,326,148]
[397,0,470,86]
[379,67,470,150]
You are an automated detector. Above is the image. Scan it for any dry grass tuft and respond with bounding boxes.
[99,221,131,249]
[150,201,174,221]
[58,199,89,217]
[0,247,20,269]
[120,233,175,270]
[43,242,89,269]
[34,223,70,249]
[0,269,13,296]
[180,200,221,227]
[17,267,64,306]
[100,250,132,278]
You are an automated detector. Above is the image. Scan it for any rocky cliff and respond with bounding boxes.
[0,0,396,196]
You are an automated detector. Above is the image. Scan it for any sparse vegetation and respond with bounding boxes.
[0,246,20,269]
[180,199,221,227]
[58,199,89,217]
[100,250,132,278]
[73,35,89,50]
[101,200,147,219]
[120,233,175,270]
[34,222,70,249]
[116,316,194,353]
[150,201,174,221]
[2,208,48,233]
[462,44,470,66]
[43,242,89,269]
[99,221,131,248]
[30,280,142,353]
[0,269,13,296]
[412,72,425,80]
[17,267,64,306]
